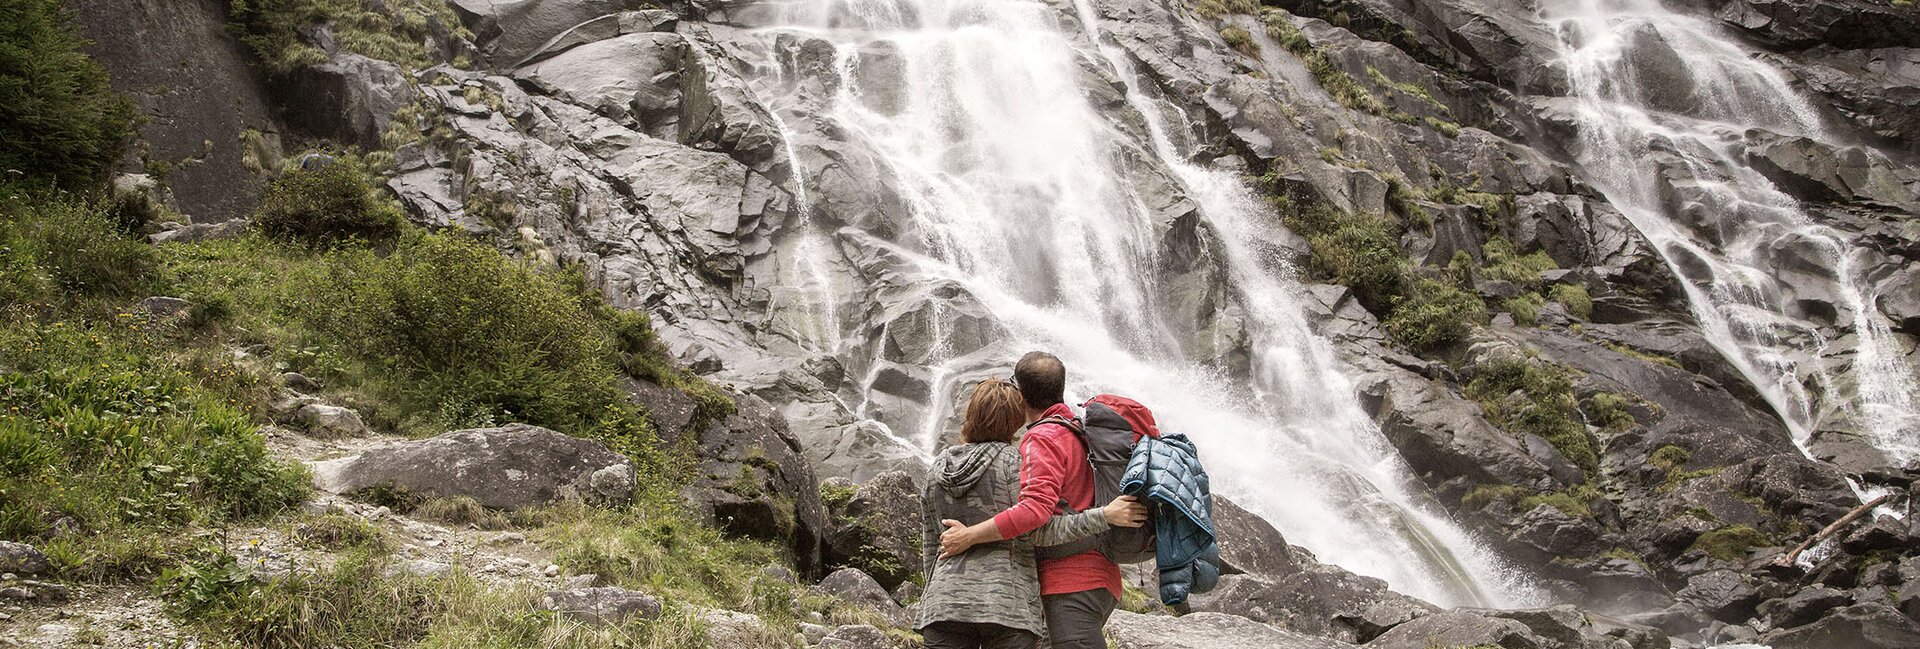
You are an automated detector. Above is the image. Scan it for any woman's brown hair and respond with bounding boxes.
[959,378,1025,444]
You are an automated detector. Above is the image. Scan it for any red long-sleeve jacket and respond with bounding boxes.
[989,402,1122,598]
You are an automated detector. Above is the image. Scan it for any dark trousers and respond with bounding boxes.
[1042,588,1117,649]
[921,621,1040,649]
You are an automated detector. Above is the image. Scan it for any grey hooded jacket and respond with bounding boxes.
[916,441,1111,635]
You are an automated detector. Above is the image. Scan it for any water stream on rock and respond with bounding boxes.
[766,0,1536,607]
[1545,0,1920,465]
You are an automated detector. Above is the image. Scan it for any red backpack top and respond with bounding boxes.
[1032,394,1160,564]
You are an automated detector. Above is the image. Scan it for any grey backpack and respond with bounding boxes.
[1032,396,1157,564]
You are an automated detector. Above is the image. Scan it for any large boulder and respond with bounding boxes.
[310,423,634,509]
[0,542,51,576]
[451,0,653,67]
[681,391,828,577]
[821,471,922,591]
[542,587,662,624]
[281,51,415,149]
[1364,610,1545,649]
[1187,560,1439,644]
[1760,603,1920,649]
[1212,495,1298,578]
[812,568,909,627]
[1107,610,1354,649]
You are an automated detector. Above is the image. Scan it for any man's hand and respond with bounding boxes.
[938,520,978,559]
[1103,495,1148,527]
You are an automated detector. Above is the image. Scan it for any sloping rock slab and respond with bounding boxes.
[1108,611,1355,649]
[311,423,633,509]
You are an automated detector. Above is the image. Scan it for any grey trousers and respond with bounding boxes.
[922,621,1040,649]
[1042,588,1117,649]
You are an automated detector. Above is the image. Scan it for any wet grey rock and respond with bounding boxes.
[821,470,921,591]
[1760,603,1920,649]
[516,10,680,67]
[515,33,687,127]
[1365,609,1543,649]
[1759,586,1850,629]
[0,543,49,576]
[1715,0,1920,50]
[542,587,662,625]
[451,0,652,67]
[1212,495,1298,578]
[312,423,633,509]
[1189,561,1438,644]
[1372,369,1553,489]
[1108,610,1353,649]
[279,372,322,393]
[1675,570,1764,623]
[296,403,369,438]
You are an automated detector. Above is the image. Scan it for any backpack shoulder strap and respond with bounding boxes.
[1025,416,1083,433]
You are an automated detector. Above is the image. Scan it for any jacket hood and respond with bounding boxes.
[1084,394,1161,441]
[935,442,1010,498]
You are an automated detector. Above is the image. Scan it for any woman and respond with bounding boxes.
[916,378,1145,649]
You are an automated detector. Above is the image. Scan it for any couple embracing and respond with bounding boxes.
[916,351,1155,649]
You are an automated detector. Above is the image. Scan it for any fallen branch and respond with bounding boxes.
[1773,493,1893,567]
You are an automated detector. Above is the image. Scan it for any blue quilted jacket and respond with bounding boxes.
[1120,433,1220,605]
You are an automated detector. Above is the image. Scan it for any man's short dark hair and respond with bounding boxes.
[1013,351,1066,410]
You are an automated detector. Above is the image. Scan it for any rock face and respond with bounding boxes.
[67,0,280,222]
[811,568,910,627]
[310,423,634,509]
[678,391,828,577]
[281,51,415,149]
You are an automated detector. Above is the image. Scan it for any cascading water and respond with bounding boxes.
[763,0,1538,606]
[1544,0,1920,464]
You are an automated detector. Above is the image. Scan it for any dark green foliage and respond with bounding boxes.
[1480,237,1557,285]
[1689,525,1771,561]
[1549,283,1592,320]
[1584,392,1638,431]
[254,164,402,246]
[1503,292,1545,326]
[305,232,622,431]
[1221,26,1259,55]
[0,316,308,577]
[161,551,446,648]
[1282,205,1408,312]
[1385,278,1487,352]
[1467,355,1599,474]
[224,0,470,73]
[0,186,155,303]
[0,0,135,189]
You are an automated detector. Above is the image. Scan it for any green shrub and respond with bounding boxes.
[1482,238,1557,285]
[0,0,135,189]
[0,187,155,302]
[1649,445,1690,472]
[0,316,308,577]
[1583,392,1638,431]
[1384,278,1485,352]
[1467,355,1598,474]
[1282,207,1408,312]
[1604,341,1683,369]
[1548,283,1591,320]
[303,232,621,428]
[254,164,402,246]
[297,513,390,551]
[1221,26,1259,55]
[225,0,471,73]
[1520,483,1599,518]
[1689,525,1771,561]
[1194,0,1258,17]
[1503,292,1545,326]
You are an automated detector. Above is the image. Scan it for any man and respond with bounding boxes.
[939,351,1121,649]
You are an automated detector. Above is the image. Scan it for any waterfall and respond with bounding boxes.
[1544,0,1920,464]
[762,0,1538,606]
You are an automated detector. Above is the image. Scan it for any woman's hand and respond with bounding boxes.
[1103,495,1148,527]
